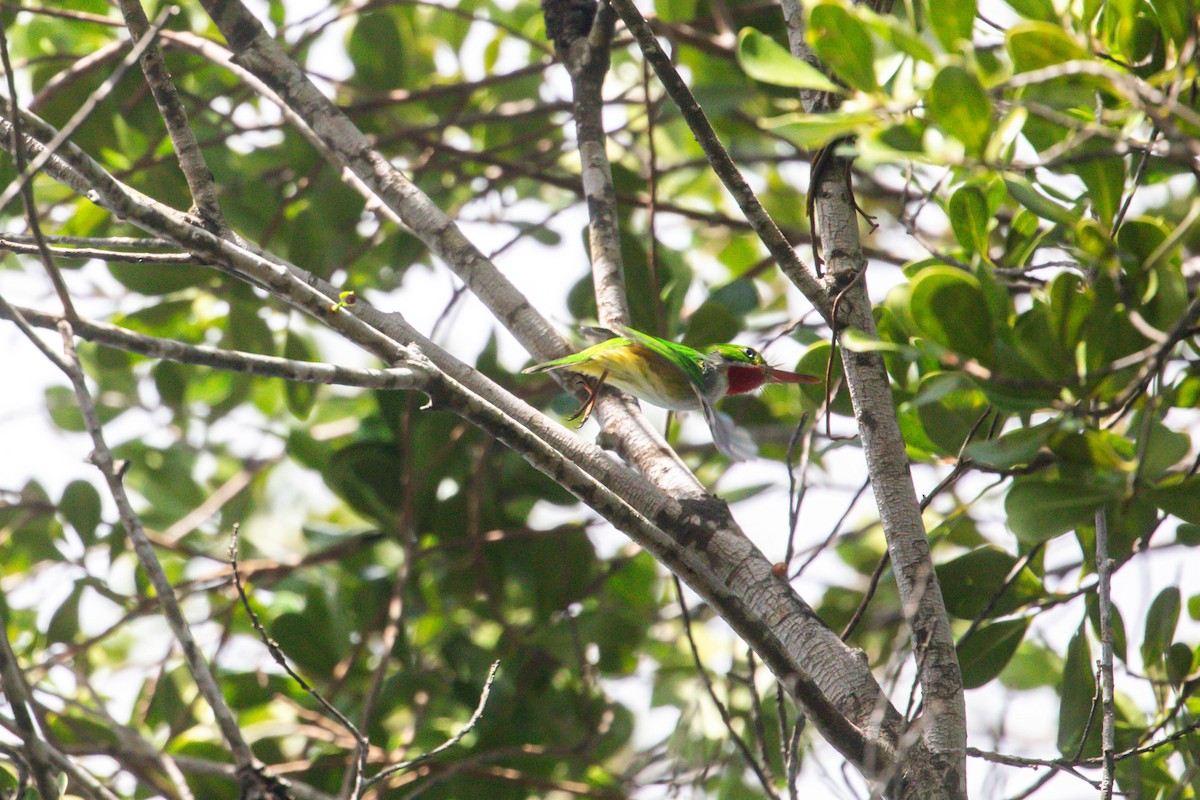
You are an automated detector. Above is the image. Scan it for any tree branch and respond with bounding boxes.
[49,320,264,777]
[0,78,903,787]
[605,0,828,314]
[0,616,60,800]
[3,303,435,391]
[775,1,966,796]
[197,0,565,359]
[1095,508,1117,799]
[117,0,226,231]
[549,0,706,490]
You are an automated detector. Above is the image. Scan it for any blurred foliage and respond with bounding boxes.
[1,0,1198,797]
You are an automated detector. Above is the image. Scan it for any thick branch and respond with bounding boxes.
[606,0,829,314]
[777,1,966,797]
[191,0,707,494]
[0,97,902,784]
[551,0,705,491]
[118,0,226,230]
[197,0,564,359]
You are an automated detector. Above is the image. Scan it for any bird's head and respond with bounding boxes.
[704,344,821,396]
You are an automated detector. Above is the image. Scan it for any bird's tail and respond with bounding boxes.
[523,327,619,374]
[522,358,570,374]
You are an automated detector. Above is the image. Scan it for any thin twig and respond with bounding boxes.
[954,543,1046,650]
[4,303,434,391]
[0,618,60,799]
[745,648,775,785]
[50,320,263,775]
[673,576,780,800]
[229,524,369,798]
[343,399,418,800]
[0,15,77,321]
[1005,769,1058,800]
[363,661,502,789]
[794,478,869,579]
[0,6,176,214]
[841,546,889,641]
[783,416,813,570]
[1095,507,1117,799]
[0,235,196,264]
[607,0,827,314]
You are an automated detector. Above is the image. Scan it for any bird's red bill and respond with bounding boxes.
[766,367,821,384]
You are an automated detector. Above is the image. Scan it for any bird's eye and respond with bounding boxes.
[743,347,758,361]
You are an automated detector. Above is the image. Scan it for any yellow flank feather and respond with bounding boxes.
[580,344,699,410]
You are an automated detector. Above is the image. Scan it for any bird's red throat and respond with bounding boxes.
[726,366,767,396]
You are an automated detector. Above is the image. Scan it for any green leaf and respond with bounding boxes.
[47,584,83,643]
[683,279,759,346]
[1007,0,1058,21]
[1179,525,1200,548]
[1005,176,1081,225]
[1005,477,1119,543]
[1008,22,1090,72]
[108,262,213,295]
[914,372,991,455]
[808,5,878,92]
[708,278,760,317]
[937,546,1044,618]
[659,0,700,22]
[948,185,992,258]
[1001,641,1063,689]
[682,301,739,347]
[45,385,125,431]
[1115,15,1164,75]
[1138,421,1190,479]
[737,28,841,92]
[861,12,936,63]
[283,329,317,421]
[1166,642,1194,686]
[45,387,84,430]
[768,109,883,148]
[958,618,1028,689]
[1147,0,1194,48]
[347,11,408,90]
[929,0,978,50]
[909,266,995,363]
[1057,625,1099,757]
[962,421,1053,469]
[60,480,102,542]
[1141,586,1180,667]
[1075,156,1125,230]
[1147,476,1200,524]
[1045,271,1091,352]
[840,327,914,355]
[269,611,344,675]
[795,340,850,415]
[326,442,405,524]
[1047,427,1135,471]
[928,66,994,157]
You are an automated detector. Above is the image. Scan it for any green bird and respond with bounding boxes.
[524,325,820,461]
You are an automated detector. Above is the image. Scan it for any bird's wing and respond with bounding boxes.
[612,325,706,371]
[695,391,758,462]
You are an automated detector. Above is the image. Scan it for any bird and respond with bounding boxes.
[523,324,820,461]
